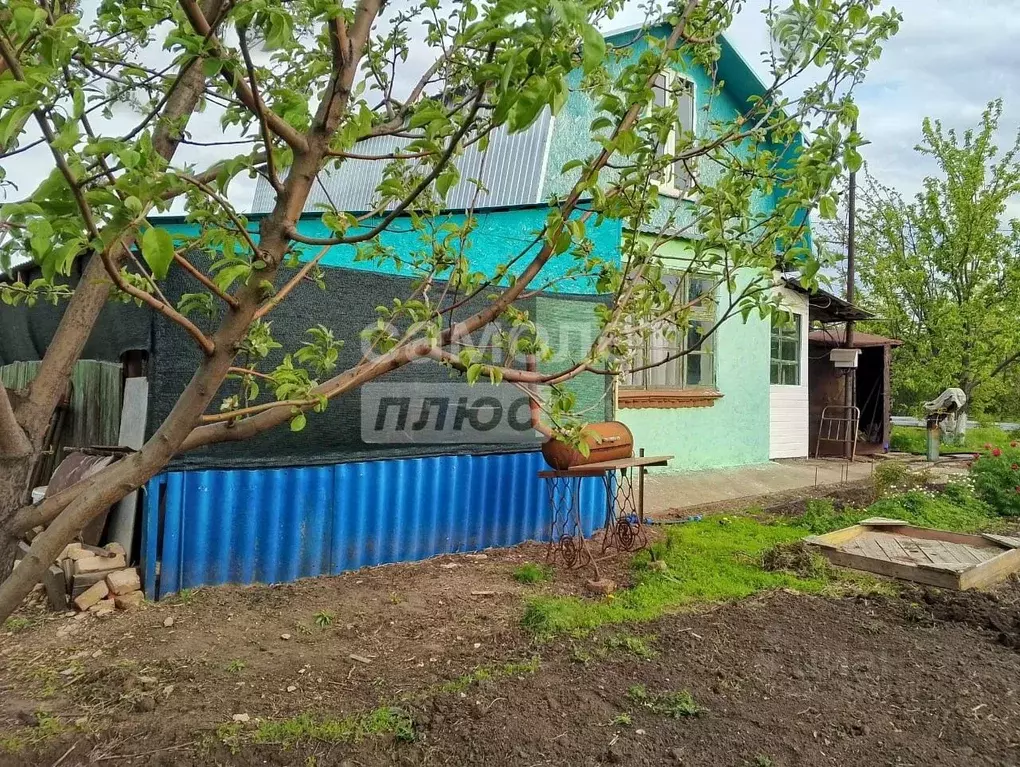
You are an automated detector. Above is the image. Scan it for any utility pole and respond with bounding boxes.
[844,118,858,459]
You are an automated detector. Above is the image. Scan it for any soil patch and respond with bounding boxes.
[3,530,1020,765]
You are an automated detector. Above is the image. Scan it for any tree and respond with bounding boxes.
[854,100,1020,417]
[0,0,899,621]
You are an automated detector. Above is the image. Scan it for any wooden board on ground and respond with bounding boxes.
[805,518,1020,590]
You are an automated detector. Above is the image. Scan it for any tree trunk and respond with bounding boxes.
[0,458,32,591]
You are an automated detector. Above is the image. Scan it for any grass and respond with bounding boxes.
[0,712,64,754]
[512,562,553,584]
[626,684,702,718]
[226,659,246,673]
[249,707,415,747]
[800,481,996,536]
[3,617,31,634]
[434,656,541,695]
[522,516,842,637]
[889,424,1017,455]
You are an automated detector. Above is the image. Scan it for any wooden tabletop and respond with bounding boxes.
[537,455,673,478]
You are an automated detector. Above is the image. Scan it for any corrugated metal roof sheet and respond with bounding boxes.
[250,111,553,214]
[143,450,605,598]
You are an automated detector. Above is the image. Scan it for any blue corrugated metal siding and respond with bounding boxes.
[144,451,603,598]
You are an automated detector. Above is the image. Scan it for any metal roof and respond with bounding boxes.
[808,328,903,348]
[781,278,874,324]
[250,110,553,214]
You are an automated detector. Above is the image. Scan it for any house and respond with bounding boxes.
[535,23,824,470]
[1,23,869,599]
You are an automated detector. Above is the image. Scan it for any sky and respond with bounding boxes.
[3,0,1020,218]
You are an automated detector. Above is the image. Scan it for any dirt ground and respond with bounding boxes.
[2,498,1020,766]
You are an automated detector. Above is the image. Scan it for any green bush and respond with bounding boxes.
[971,442,1020,517]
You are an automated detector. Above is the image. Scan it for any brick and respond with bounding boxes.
[73,580,109,611]
[59,543,84,561]
[75,553,126,574]
[114,591,145,610]
[105,568,141,596]
[104,542,127,558]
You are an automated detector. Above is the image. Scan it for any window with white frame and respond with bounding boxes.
[622,273,717,390]
[770,314,801,385]
[651,71,696,197]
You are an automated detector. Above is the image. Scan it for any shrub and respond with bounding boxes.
[874,461,909,496]
[971,444,1020,517]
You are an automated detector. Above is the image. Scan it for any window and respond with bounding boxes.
[770,314,801,385]
[651,71,696,196]
[622,273,716,391]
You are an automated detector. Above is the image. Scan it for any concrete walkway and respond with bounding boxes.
[643,458,876,517]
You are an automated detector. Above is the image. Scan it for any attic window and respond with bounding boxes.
[651,71,696,197]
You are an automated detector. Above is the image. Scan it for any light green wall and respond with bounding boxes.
[543,30,781,233]
[618,236,771,473]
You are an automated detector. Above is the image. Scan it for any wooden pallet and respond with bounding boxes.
[806,518,1020,590]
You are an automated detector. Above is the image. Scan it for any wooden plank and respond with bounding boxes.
[982,534,1020,549]
[881,525,994,548]
[900,537,939,565]
[872,533,914,563]
[810,525,868,548]
[942,541,988,565]
[859,518,910,527]
[853,534,890,562]
[958,547,1020,590]
[816,547,961,589]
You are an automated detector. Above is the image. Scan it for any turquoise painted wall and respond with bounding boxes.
[620,238,771,472]
[157,207,621,297]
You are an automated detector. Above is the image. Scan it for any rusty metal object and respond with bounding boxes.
[541,421,634,470]
[45,452,117,545]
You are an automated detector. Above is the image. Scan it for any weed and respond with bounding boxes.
[512,562,552,584]
[435,657,539,694]
[251,707,415,747]
[626,685,701,718]
[388,592,404,605]
[313,610,335,628]
[569,646,595,665]
[226,659,246,673]
[874,461,909,496]
[171,587,197,605]
[0,712,64,753]
[610,712,632,726]
[296,623,313,635]
[749,756,774,767]
[216,722,244,755]
[3,617,31,634]
[605,634,657,659]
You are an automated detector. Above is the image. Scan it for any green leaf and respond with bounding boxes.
[845,147,863,174]
[28,218,53,259]
[290,412,307,432]
[580,24,606,74]
[818,195,837,220]
[466,363,482,384]
[141,227,175,279]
